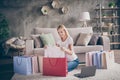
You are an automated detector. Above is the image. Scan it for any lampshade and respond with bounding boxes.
[80,12,90,21]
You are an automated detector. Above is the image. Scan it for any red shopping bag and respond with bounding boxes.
[43,58,67,77]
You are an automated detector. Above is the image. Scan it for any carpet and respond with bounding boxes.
[11,63,120,80]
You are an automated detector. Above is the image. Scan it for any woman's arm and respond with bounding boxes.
[61,44,73,55]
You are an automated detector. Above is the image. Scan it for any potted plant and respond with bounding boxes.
[102,13,107,18]
[0,13,10,56]
[108,2,115,8]
[44,10,48,15]
[0,13,9,41]
[41,6,49,15]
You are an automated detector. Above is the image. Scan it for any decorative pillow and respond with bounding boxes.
[31,34,43,48]
[75,33,92,46]
[40,33,55,46]
[88,33,101,45]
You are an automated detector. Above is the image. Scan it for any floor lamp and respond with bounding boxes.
[80,12,90,27]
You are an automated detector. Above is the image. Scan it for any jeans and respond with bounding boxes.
[67,58,80,72]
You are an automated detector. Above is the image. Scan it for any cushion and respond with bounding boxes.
[40,33,55,46]
[31,34,43,48]
[34,27,60,42]
[67,27,93,44]
[88,33,101,45]
[75,33,92,46]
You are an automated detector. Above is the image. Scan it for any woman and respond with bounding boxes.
[56,24,80,72]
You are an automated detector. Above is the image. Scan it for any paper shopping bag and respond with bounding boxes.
[44,46,65,58]
[86,51,96,66]
[24,55,39,74]
[38,56,43,73]
[101,51,115,69]
[13,56,32,75]
[31,56,39,74]
[25,40,34,55]
[43,58,67,76]
[85,52,90,66]
[93,52,102,69]
[89,52,94,66]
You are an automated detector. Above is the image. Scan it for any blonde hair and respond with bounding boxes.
[57,24,69,37]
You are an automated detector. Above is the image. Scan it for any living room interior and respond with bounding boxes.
[0,0,120,80]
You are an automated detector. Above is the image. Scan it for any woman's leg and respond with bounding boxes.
[67,58,79,72]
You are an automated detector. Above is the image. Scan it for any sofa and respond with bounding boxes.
[26,27,110,62]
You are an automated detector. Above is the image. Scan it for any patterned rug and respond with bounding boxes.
[11,63,120,80]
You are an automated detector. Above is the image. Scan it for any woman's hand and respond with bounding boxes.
[60,47,65,52]
[60,44,73,55]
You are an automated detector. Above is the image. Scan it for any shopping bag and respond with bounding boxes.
[93,52,102,69]
[25,40,34,55]
[24,55,39,74]
[43,58,67,76]
[13,56,32,75]
[44,46,65,58]
[31,56,39,74]
[89,52,94,66]
[38,56,43,73]
[85,52,90,66]
[86,51,97,66]
[101,50,115,69]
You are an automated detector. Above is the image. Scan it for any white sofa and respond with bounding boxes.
[26,27,110,62]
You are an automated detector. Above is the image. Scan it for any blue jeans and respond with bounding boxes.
[67,58,80,72]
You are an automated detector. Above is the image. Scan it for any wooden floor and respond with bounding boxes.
[0,50,120,80]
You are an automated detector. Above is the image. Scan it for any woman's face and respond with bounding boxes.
[58,28,66,38]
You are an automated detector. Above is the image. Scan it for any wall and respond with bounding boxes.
[0,0,117,38]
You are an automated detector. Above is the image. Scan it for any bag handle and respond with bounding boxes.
[49,58,58,67]
[17,57,22,65]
